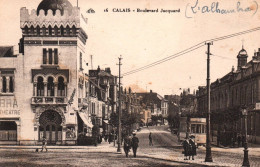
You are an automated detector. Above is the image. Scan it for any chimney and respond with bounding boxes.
[105,67,111,74]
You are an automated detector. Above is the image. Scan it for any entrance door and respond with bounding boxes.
[39,110,62,144]
[0,121,17,141]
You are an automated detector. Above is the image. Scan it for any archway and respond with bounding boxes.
[39,110,62,144]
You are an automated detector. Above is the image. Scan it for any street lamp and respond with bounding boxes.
[241,106,250,167]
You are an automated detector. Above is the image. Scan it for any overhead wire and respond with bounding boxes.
[122,26,260,77]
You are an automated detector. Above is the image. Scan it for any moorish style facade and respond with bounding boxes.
[0,0,91,145]
[197,47,260,145]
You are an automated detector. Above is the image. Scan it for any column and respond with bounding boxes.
[44,82,47,97]
[6,76,9,93]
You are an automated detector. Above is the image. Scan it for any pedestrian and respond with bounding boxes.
[41,136,47,152]
[237,135,241,147]
[189,136,196,160]
[182,137,190,160]
[124,135,132,157]
[149,132,153,146]
[131,133,139,157]
[108,133,112,144]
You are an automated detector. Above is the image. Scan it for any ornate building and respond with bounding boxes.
[0,0,91,145]
[197,47,260,145]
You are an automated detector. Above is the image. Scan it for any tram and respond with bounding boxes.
[178,117,206,146]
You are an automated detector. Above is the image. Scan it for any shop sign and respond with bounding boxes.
[0,97,20,116]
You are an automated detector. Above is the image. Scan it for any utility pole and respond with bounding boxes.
[117,55,122,153]
[90,55,93,70]
[205,42,213,162]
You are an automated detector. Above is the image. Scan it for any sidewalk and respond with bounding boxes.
[1,140,260,166]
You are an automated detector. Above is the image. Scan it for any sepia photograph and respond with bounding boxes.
[0,0,260,166]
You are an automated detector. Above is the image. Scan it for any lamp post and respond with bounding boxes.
[241,106,250,167]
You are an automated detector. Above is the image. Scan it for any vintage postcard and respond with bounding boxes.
[0,0,259,166]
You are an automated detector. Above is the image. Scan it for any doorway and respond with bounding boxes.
[39,110,62,144]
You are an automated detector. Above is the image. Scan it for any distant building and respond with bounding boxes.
[88,66,117,136]
[136,90,168,124]
[197,47,260,144]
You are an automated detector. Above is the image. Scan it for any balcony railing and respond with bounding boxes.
[31,96,68,105]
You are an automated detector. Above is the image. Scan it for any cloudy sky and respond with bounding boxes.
[0,0,260,96]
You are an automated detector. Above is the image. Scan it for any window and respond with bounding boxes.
[2,76,6,93]
[43,48,58,65]
[48,49,53,64]
[57,77,65,96]
[1,70,14,94]
[54,49,58,64]
[47,77,54,96]
[43,49,47,64]
[37,77,44,96]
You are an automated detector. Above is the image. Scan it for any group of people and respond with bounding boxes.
[123,133,139,157]
[182,135,197,160]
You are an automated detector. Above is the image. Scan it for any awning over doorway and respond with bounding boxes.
[103,120,109,124]
[78,112,93,128]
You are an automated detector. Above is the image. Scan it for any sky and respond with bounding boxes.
[0,0,260,96]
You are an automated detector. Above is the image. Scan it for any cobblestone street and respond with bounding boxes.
[1,125,260,166]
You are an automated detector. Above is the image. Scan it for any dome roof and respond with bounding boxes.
[37,0,73,15]
[238,48,247,55]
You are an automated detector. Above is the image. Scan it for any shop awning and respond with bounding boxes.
[78,112,93,128]
[103,120,109,124]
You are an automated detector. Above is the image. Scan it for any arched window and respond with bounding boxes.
[60,26,64,36]
[30,26,34,36]
[42,26,46,36]
[48,26,52,36]
[66,25,70,36]
[54,25,58,36]
[36,26,40,36]
[2,76,6,93]
[37,76,44,96]
[9,76,14,93]
[24,26,29,35]
[57,77,65,96]
[47,77,54,96]
[72,25,76,36]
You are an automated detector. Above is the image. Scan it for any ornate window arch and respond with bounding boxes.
[37,76,44,96]
[47,76,54,96]
[57,76,65,96]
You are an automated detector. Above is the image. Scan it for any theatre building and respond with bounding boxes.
[0,0,92,145]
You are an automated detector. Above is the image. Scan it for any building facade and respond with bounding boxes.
[197,47,260,145]
[0,0,91,145]
[136,90,168,124]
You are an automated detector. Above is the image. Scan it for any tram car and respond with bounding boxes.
[178,117,206,146]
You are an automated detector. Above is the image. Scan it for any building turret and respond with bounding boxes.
[237,46,248,70]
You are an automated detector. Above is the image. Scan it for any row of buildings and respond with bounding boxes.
[196,47,260,145]
[166,47,260,145]
[0,0,169,145]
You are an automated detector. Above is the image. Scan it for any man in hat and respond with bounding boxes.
[123,135,132,157]
[189,135,196,160]
[131,133,139,157]
[41,136,47,152]
[149,132,153,146]
[182,137,190,160]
